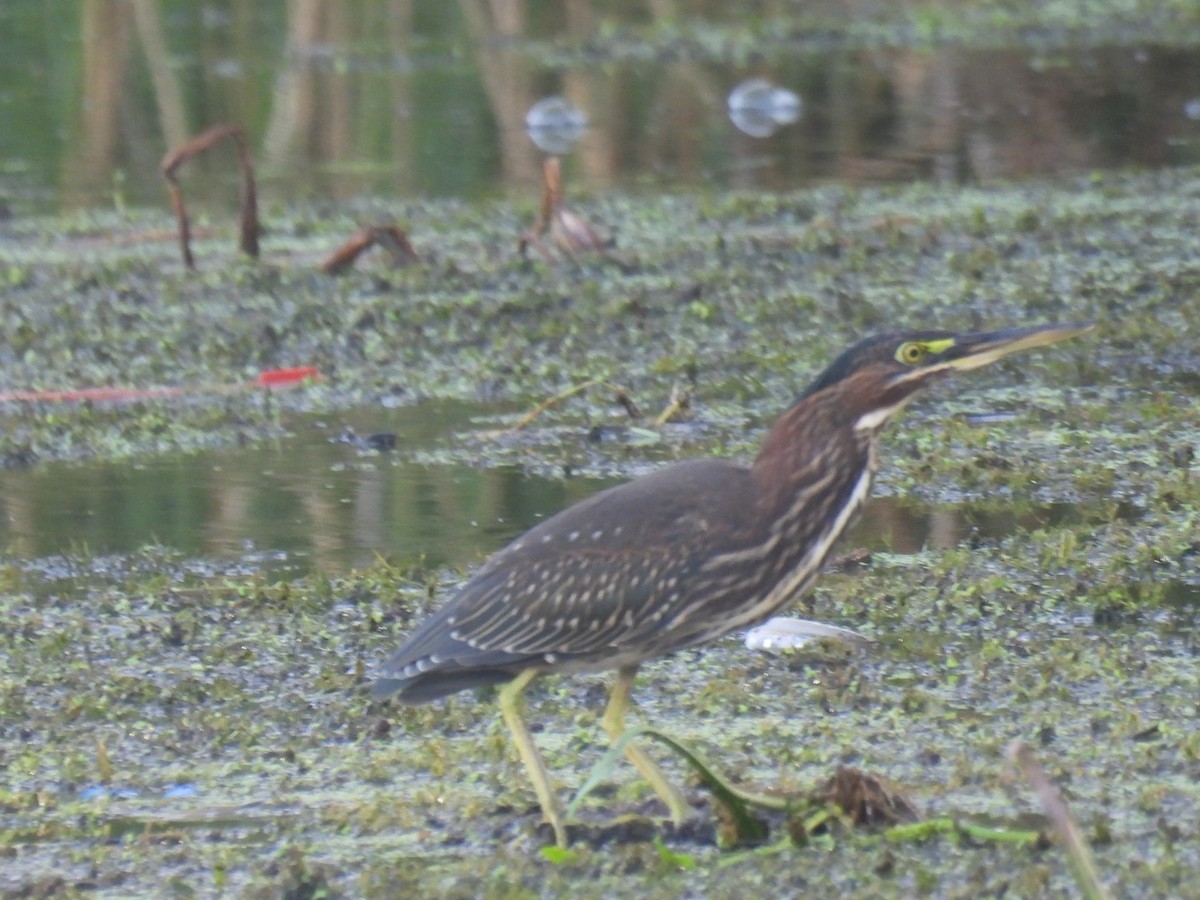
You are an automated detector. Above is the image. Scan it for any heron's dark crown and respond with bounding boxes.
[797,330,955,401]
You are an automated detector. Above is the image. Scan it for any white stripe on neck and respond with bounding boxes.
[854,397,912,433]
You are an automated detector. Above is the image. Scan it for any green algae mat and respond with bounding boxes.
[1,166,1198,897]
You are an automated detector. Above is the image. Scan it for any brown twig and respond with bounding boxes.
[613,390,643,420]
[1005,742,1111,900]
[654,383,692,425]
[160,123,259,269]
[481,379,636,436]
[536,155,558,231]
[320,224,419,275]
[505,379,603,432]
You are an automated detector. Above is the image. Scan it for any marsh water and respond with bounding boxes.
[0,400,1082,578]
[5,4,1200,213]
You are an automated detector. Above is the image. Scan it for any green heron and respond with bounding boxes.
[373,322,1092,847]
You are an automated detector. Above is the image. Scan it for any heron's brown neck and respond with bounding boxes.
[750,366,934,512]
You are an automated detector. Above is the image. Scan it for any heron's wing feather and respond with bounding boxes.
[375,459,757,692]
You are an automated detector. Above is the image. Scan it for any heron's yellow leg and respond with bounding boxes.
[601,664,690,824]
[498,668,567,848]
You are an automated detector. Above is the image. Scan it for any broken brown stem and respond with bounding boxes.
[160,123,259,269]
[519,156,607,263]
[321,224,419,275]
[492,379,635,435]
[654,383,692,425]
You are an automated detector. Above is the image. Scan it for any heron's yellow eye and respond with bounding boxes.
[896,342,927,366]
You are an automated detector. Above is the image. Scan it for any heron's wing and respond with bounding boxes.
[374,459,757,696]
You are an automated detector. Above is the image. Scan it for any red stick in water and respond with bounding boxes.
[0,368,321,404]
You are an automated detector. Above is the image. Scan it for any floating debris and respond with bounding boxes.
[728,78,803,138]
[80,785,140,801]
[744,617,874,651]
[0,367,320,405]
[964,411,1019,426]
[525,96,588,154]
[812,766,919,827]
[335,427,398,452]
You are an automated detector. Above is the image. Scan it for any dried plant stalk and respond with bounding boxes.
[321,224,419,275]
[520,157,607,262]
[1006,742,1111,900]
[160,123,259,269]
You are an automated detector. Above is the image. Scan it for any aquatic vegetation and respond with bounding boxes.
[0,154,1198,895]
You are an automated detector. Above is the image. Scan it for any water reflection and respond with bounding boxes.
[4,3,1200,211]
[0,402,1079,579]
[0,403,611,576]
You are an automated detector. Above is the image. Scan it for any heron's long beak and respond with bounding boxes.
[940,321,1095,372]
